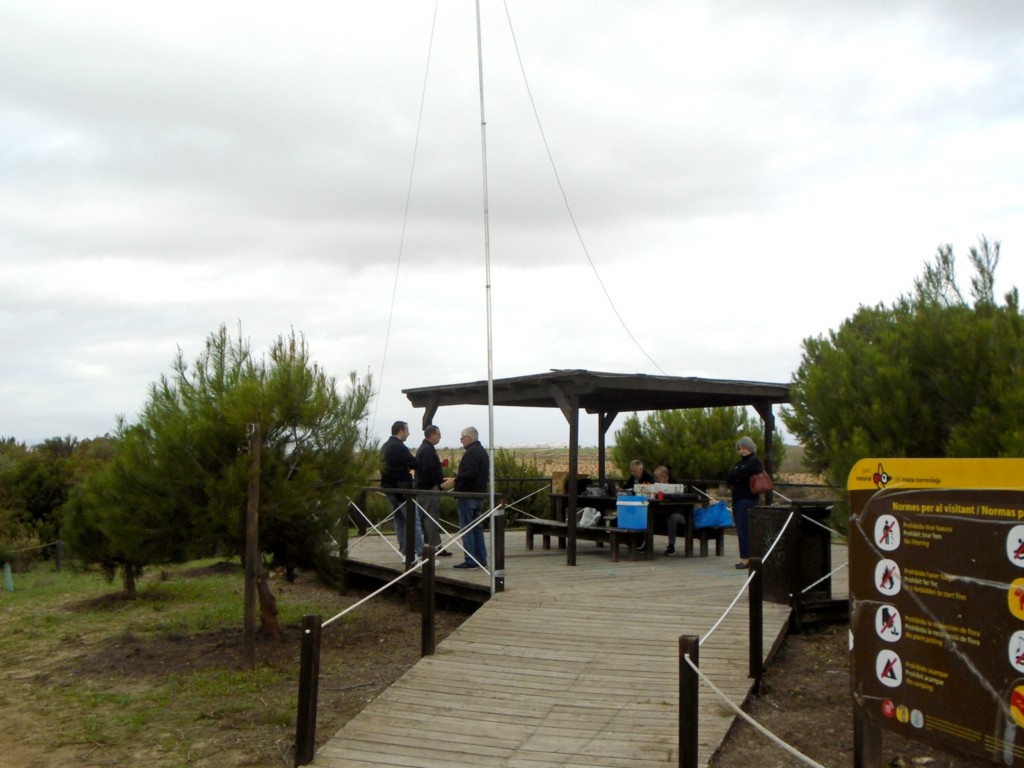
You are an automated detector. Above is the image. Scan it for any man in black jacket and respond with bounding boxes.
[450,426,489,570]
[415,425,450,556]
[381,420,421,558]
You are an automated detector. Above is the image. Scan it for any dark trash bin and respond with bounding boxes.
[750,501,835,605]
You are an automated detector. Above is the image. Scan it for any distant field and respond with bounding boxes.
[438,443,813,480]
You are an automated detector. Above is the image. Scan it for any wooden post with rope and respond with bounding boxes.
[244,423,261,671]
[294,613,322,767]
[748,556,764,693]
[679,634,699,768]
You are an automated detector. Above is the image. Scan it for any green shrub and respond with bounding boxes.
[493,448,549,526]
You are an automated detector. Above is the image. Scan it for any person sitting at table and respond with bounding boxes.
[620,459,654,491]
[655,465,687,556]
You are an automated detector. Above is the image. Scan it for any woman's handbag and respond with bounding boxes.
[749,471,774,494]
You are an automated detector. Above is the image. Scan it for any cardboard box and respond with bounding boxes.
[550,471,589,494]
[616,496,648,529]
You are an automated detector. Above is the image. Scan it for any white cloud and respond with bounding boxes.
[1,0,1023,447]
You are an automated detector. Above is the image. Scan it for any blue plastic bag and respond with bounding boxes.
[694,500,732,529]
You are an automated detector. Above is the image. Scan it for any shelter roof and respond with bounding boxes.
[403,369,790,416]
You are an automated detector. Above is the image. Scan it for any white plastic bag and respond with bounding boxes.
[578,507,601,527]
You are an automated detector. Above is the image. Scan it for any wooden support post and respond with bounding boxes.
[786,513,802,631]
[244,423,261,671]
[294,614,322,768]
[493,502,505,593]
[55,540,63,573]
[748,557,764,692]
[679,634,700,768]
[853,707,882,768]
[404,492,416,571]
[421,545,436,656]
[356,490,368,536]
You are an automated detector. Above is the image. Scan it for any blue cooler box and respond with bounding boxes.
[616,496,648,529]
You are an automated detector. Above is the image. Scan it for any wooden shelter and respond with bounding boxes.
[403,369,791,565]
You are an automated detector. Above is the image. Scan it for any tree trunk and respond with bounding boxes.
[256,563,283,641]
[122,563,137,599]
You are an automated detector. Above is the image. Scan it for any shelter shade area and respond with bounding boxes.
[403,369,791,566]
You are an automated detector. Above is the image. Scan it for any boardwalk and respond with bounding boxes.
[314,530,849,767]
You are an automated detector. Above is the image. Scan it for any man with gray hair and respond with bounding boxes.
[450,426,489,570]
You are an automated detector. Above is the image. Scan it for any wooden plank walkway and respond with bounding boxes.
[314,529,849,767]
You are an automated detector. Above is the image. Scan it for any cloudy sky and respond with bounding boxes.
[3,1,1023,450]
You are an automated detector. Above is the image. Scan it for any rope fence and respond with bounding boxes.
[681,501,847,768]
[295,481,846,768]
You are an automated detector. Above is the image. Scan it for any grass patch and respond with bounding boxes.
[0,557,351,766]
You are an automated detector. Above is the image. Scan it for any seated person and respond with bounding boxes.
[620,459,654,491]
[657,465,687,556]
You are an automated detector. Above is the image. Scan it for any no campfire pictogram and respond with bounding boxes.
[875,559,902,597]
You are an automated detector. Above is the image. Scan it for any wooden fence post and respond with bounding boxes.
[294,614,322,768]
[422,545,436,656]
[494,501,506,593]
[748,556,763,692]
[244,423,261,671]
[679,634,699,768]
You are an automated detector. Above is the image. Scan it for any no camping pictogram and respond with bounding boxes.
[876,650,903,688]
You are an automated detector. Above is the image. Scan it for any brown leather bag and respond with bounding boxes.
[749,471,774,494]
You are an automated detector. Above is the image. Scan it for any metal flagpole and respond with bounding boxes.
[474,0,497,596]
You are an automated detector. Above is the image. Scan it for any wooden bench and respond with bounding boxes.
[524,519,646,562]
[688,526,731,557]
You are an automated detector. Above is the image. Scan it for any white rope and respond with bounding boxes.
[500,0,665,374]
[343,496,401,559]
[683,654,827,768]
[800,561,849,595]
[321,560,423,629]
[700,510,792,646]
[4,540,61,553]
[699,570,755,647]
[801,512,846,541]
[761,510,795,563]
[370,0,440,435]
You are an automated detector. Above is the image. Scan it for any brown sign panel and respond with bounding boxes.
[850,485,1024,763]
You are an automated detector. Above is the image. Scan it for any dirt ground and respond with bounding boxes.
[711,623,992,768]
[3,571,989,768]
[2,570,471,768]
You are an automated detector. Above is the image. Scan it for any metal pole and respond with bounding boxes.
[475,0,497,598]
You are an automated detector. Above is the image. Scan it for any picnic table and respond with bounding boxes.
[548,492,705,559]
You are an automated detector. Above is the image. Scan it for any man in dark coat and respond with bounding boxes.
[415,425,449,556]
[450,426,489,570]
[381,420,421,558]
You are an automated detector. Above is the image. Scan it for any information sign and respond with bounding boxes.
[849,458,1024,764]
